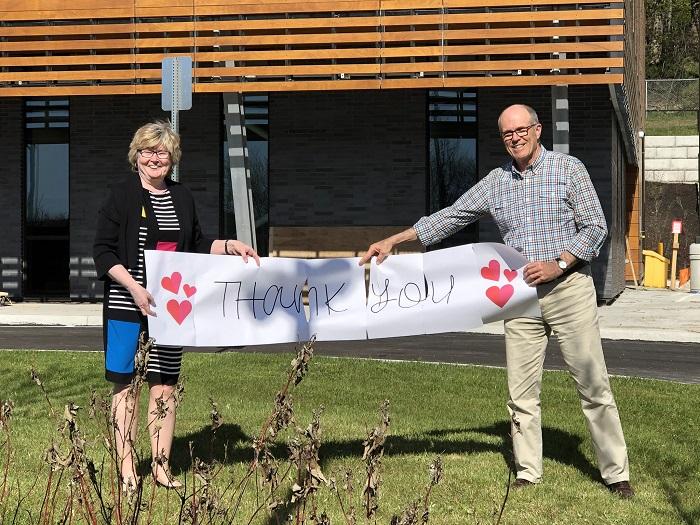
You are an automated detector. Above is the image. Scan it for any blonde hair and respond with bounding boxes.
[127,120,182,172]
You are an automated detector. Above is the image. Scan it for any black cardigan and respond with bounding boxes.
[93,174,214,281]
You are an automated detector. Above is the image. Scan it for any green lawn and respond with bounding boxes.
[0,349,698,524]
[646,111,699,136]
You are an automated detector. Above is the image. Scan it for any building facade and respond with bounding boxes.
[0,0,645,301]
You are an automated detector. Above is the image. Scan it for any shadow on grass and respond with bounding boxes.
[166,420,598,485]
[649,459,700,525]
[424,421,600,483]
[661,478,700,525]
[167,423,515,524]
[169,425,502,474]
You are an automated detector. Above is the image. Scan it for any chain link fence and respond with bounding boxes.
[646,79,699,111]
[646,79,699,135]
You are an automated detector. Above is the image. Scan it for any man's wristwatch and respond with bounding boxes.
[555,258,568,272]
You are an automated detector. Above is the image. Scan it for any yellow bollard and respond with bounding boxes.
[643,250,670,288]
[657,242,664,256]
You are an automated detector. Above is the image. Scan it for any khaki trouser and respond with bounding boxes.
[504,268,629,484]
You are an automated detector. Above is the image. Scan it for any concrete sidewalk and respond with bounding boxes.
[0,287,698,343]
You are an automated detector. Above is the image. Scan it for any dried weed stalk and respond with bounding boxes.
[289,406,328,523]
[3,335,460,524]
[362,399,390,520]
[390,456,443,525]
[0,399,14,519]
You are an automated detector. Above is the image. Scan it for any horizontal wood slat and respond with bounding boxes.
[0,9,624,36]
[0,0,627,96]
[0,58,623,82]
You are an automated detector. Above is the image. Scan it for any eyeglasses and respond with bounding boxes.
[139,149,170,159]
[501,123,538,141]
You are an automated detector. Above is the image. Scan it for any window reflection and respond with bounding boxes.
[428,90,478,248]
[26,143,69,225]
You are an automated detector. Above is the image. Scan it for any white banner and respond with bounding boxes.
[145,244,541,346]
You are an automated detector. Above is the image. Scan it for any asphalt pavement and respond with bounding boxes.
[1,325,698,384]
[0,286,698,384]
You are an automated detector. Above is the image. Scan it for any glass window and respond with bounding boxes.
[26,143,69,224]
[24,99,70,298]
[428,90,478,249]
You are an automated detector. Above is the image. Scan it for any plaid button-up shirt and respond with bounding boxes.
[413,146,608,262]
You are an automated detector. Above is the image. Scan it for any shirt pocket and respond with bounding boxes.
[538,184,569,219]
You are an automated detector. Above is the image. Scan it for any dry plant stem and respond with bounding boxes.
[232,340,316,524]
[330,475,355,525]
[162,489,172,525]
[46,469,65,525]
[229,465,255,523]
[145,470,159,525]
[0,430,11,517]
[61,484,73,525]
[255,338,316,464]
[77,475,98,525]
[494,463,513,525]
[148,384,178,484]
[39,468,54,523]
[363,400,390,521]
[0,400,14,521]
[11,474,39,525]
[112,384,140,484]
[87,455,112,524]
[31,368,55,417]
[243,461,294,525]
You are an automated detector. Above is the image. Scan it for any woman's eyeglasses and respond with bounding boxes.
[139,149,170,159]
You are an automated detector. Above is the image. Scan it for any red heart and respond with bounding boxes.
[486,285,514,308]
[161,272,182,295]
[183,284,197,298]
[480,259,500,281]
[167,299,192,325]
[504,269,518,282]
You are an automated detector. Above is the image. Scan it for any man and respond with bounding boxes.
[359,104,633,498]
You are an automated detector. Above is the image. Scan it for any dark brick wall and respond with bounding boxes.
[70,94,221,300]
[603,115,627,298]
[2,87,627,300]
[0,99,23,298]
[570,86,625,300]
[269,90,427,226]
[477,86,625,299]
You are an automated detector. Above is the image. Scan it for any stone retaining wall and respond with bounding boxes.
[645,135,699,184]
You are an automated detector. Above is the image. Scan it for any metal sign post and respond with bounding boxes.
[162,56,193,181]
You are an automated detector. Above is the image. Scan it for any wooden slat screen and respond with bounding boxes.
[0,0,626,96]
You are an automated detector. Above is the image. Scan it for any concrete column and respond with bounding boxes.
[551,85,569,154]
[223,91,257,250]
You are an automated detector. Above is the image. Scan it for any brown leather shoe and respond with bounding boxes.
[512,478,535,490]
[606,480,634,499]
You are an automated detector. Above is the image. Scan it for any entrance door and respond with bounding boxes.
[24,100,70,299]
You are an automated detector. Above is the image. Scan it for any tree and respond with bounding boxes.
[646,0,699,79]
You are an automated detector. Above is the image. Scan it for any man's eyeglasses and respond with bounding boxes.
[139,149,170,159]
[501,123,538,141]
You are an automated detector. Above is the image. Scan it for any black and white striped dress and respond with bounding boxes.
[106,189,184,381]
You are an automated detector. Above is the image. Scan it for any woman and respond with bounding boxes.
[93,121,259,489]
